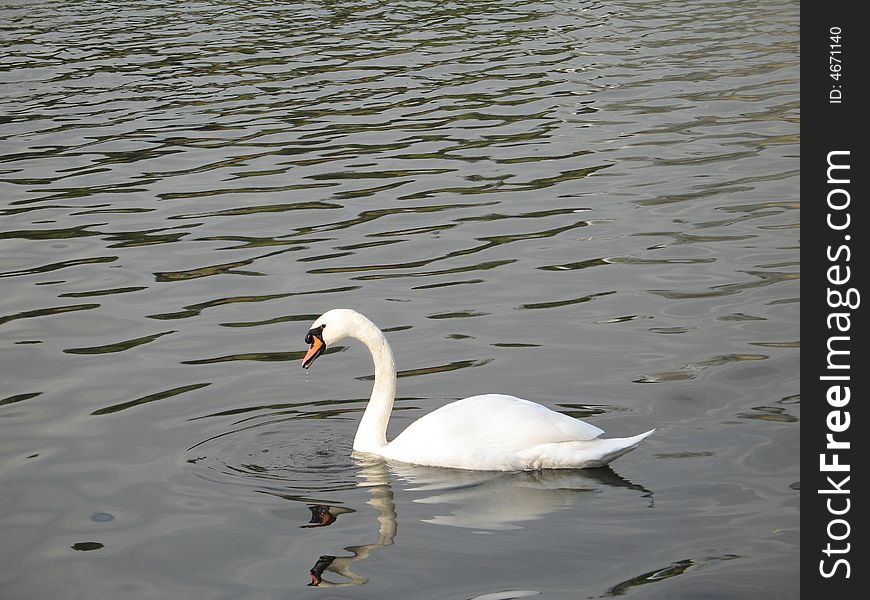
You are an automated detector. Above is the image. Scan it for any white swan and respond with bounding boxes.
[302,309,654,471]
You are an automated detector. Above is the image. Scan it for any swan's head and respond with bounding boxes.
[301,308,361,369]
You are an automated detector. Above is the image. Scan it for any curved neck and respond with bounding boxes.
[349,315,397,454]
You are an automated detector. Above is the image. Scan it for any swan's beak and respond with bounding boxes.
[302,329,326,369]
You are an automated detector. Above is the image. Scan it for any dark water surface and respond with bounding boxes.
[1,1,799,598]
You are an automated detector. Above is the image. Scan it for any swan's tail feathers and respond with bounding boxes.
[589,429,655,467]
[518,429,655,470]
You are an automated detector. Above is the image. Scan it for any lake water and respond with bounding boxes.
[1,1,799,598]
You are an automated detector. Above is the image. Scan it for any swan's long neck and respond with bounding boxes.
[349,315,397,454]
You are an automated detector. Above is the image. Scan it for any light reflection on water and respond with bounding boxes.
[1,0,798,598]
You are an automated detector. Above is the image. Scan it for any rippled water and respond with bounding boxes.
[1,1,799,598]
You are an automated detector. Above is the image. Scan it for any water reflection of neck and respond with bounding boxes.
[309,459,397,587]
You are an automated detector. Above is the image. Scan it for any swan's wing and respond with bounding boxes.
[388,394,605,457]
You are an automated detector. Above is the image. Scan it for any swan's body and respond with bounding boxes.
[302,309,653,471]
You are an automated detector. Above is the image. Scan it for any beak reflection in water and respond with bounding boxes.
[302,504,348,528]
[308,555,337,587]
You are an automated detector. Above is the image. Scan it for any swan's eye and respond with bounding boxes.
[305,324,325,345]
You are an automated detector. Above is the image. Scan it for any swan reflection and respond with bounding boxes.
[393,463,653,530]
[306,464,396,587]
[305,459,652,586]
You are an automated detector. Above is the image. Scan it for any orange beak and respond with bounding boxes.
[302,335,324,369]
